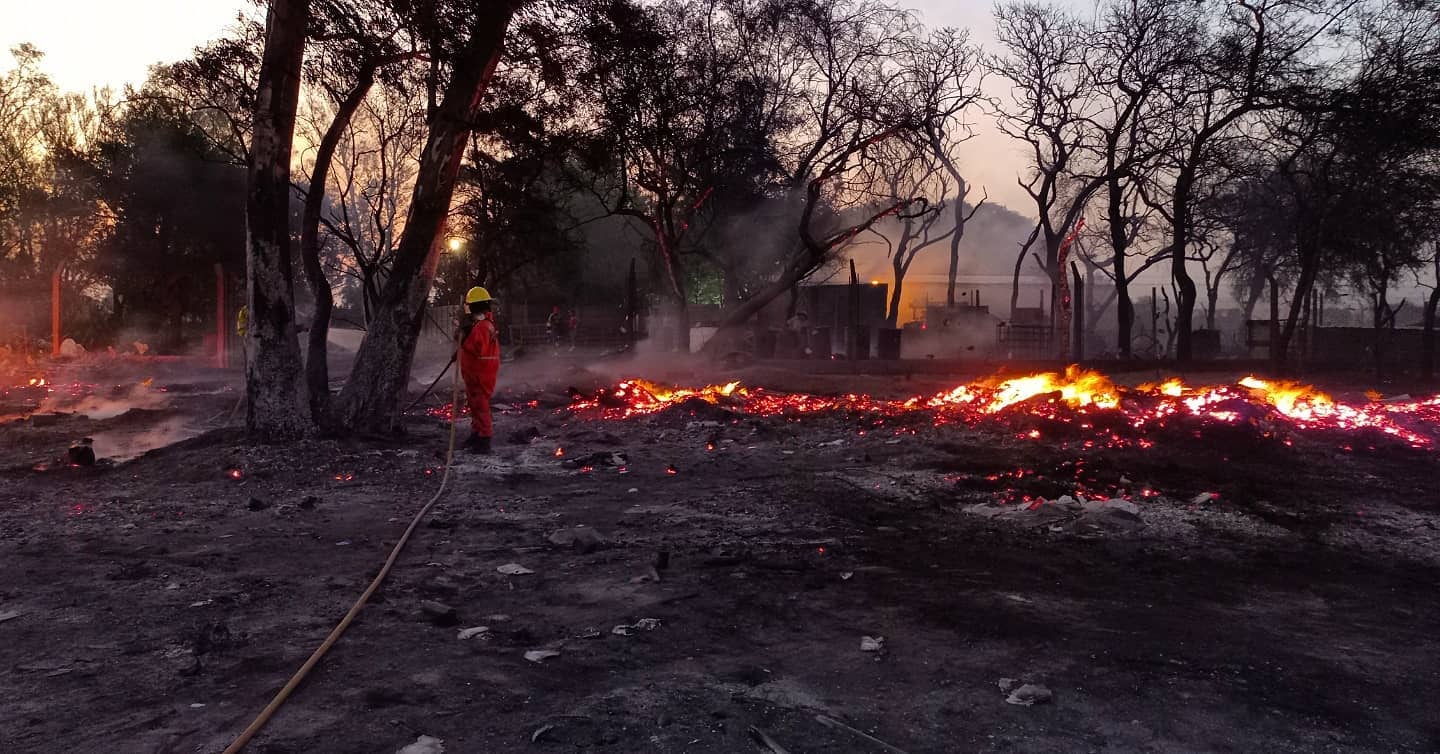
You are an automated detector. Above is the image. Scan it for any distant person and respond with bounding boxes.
[546,305,568,352]
[786,311,811,357]
[459,287,500,454]
[566,307,579,351]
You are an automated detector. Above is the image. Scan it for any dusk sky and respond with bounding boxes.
[0,0,1084,212]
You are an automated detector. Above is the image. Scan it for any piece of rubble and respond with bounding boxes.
[1191,492,1218,504]
[58,338,86,359]
[68,439,96,466]
[562,451,627,469]
[613,618,662,636]
[420,601,458,627]
[548,527,604,553]
[1004,683,1053,706]
[998,677,1020,693]
[0,610,23,624]
[531,724,555,743]
[396,735,445,754]
[859,636,885,652]
[456,626,490,640]
[524,649,561,663]
[496,563,535,575]
[247,497,270,511]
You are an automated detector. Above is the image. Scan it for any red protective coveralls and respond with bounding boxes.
[459,314,500,437]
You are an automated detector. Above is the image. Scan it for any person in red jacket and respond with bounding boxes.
[459,286,500,454]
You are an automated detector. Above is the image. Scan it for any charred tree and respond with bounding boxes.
[298,64,375,424]
[245,0,312,438]
[1425,253,1440,382]
[336,7,518,434]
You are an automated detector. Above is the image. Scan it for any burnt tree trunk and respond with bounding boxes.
[946,211,962,309]
[299,64,378,425]
[886,226,914,328]
[1169,174,1198,363]
[1267,272,1281,370]
[336,8,517,434]
[1424,257,1440,382]
[245,0,312,437]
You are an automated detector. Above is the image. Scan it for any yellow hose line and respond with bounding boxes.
[222,336,464,754]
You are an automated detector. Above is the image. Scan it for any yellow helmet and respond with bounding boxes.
[464,286,494,305]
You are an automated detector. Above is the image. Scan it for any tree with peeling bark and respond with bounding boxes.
[336,1,526,434]
[245,0,312,437]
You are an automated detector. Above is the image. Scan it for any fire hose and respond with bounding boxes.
[221,330,464,754]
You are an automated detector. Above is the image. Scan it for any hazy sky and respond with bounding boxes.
[0,0,1054,210]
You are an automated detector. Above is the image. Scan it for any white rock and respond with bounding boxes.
[496,563,535,575]
[524,649,561,663]
[397,735,445,754]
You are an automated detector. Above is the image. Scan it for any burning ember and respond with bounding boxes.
[561,367,1440,450]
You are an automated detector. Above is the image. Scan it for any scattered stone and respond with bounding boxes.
[524,649,561,663]
[998,677,1020,693]
[420,601,458,627]
[1005,683,1053,706]
[860,636,885,652]
[548,527,604,553]
[299,495,320,510]
[497,563,535,576]
[612,618,662,636]
[396,735,445,754]
[457,626,490,641]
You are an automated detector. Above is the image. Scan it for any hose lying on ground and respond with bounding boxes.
[221,335,464,754]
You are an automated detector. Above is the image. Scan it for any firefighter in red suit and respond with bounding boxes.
[459,286,500,454]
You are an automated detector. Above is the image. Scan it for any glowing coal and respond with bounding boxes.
[558,368,1440,449]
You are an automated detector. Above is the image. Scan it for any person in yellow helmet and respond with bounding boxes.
[459,286,500,453]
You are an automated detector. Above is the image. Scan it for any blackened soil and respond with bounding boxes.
[2,375,1440,753]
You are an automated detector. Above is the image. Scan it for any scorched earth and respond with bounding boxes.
[2,360,1439,753]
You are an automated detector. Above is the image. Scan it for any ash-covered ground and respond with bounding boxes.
[2,359,1440,753]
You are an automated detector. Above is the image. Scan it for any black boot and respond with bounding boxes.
[470,435,492,455]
